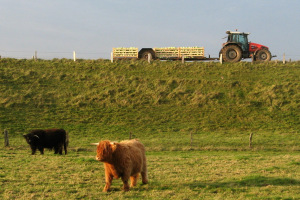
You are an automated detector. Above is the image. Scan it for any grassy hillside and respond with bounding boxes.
[0,58,299,150]
[1,58,299,199]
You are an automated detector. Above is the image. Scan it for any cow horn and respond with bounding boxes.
[90,143,99,146]
[34,135,39,139]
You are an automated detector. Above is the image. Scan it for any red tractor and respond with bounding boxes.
[220,31,273,62]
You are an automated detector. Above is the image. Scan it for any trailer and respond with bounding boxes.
[112,47,218,61]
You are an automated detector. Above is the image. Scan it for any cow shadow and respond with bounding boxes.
[185,175,300,190]
[103,183,150,193]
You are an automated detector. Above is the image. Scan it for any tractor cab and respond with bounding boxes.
[226,31,249,53]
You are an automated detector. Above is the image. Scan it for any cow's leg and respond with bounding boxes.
[31,147,37,155]
[54,147,58,154]
[141,161,148,184]
[103,174,113,192]
[130,174,139,187]
[64,142,67,155]
[38,147,44,155]
[121,175,130,191]
[58,145,63,155]
[141,172,148,184]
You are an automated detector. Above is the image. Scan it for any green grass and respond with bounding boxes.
[1,59,299,135]
[0,148,299,200]
[0,58,299,199]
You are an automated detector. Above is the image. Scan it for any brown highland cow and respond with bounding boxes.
[93,139,148,192]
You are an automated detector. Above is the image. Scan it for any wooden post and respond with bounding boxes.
[220,54,223,64]
[111,52,114,63]
[252,55,255,64]
[34,51,37,61]
[283,53,286,64]
[182,56,185,64]
[4,129,9,147]
[73,51,76,62]
[249,132,253,148]
[148,53,151,63]
[129,132,132,140]
[190,131,193,147]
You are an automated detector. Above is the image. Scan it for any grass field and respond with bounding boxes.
[1,147,299,200]
[0,58,299,199]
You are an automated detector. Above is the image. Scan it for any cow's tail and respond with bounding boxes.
[64,131,69,155]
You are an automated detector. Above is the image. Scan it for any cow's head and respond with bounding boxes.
[23,134,40,146]
[94,140,117,162]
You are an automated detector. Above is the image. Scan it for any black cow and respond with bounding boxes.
[23,129,68,155]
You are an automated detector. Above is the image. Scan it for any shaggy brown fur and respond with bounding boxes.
[95,139,148,192]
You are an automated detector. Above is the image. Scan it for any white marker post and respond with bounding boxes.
[148,53,152,63]
[73,51,76,62]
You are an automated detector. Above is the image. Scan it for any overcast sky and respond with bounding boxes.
[0,0,299,60]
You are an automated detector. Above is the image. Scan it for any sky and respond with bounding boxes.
[0,0,300,60]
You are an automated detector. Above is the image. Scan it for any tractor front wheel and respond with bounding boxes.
[221,45,242,62]
[255,49,271,61]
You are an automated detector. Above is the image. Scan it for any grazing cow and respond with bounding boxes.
[23,129,68,155]
[93,139,148,192]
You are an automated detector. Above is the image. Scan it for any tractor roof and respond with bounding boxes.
[226,31,250,35]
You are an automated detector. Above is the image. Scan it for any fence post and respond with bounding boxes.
[249,132,253,148]
[129,132,132,140]
[111,52,114,63]
[220,54,223,64]
[4,129,9,147]
[182,56,185,64]
[190,131,193,147]
[148,53,152,63]
[34,51,37,61]
[73,51,76,62]
[283,53,286,64]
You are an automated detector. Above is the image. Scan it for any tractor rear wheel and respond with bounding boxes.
[255,49,271,61]
[221,45,242,62]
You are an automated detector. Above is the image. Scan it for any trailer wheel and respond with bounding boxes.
[221,45,242,62]
[140,50,155,60]
[255,49,271,61]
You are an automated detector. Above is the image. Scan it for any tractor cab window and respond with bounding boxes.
[238,34,248,45]
[229,34,249,51]
[232,35,238,43]
[238,34,249,51]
